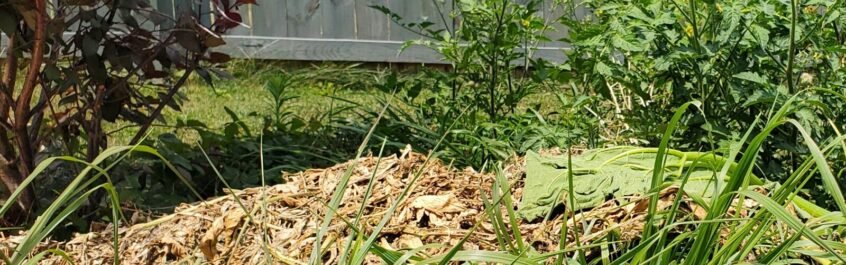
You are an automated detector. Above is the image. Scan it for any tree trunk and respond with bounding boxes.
[0,156,34,222]
[0,1,47,222]
[14,0,48,180]
[1,41,36,220]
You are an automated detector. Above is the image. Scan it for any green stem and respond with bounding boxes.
[787,0,798,93]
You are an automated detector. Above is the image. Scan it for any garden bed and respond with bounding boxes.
[1,148,737,264]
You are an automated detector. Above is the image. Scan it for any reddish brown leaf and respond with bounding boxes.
[207,52,231,64]
[196,23,226,48]
[215,11,242,30]
[174,29,202,53]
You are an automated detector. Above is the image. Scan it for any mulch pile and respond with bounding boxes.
[0,147,702,264]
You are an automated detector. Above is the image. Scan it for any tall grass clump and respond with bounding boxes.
[0,145,199,264]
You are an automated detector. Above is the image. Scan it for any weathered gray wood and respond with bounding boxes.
[321,0,356,38]
[542,0,584,47]
[421,0,454,36]
[543,0,567,47]
[173,0,193,16]
[156,0,175,18]
[213,35,567,63]
[388,0,424,40]
[252,0,287,37]
[151,0,177,39]
[0,34,7,56]
[154,0,176,29]
[3,0,575,63]
[354,0,390,40]
[198,0,212,27]
[287,0,323,37]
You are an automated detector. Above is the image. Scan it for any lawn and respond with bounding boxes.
[106,62,569,149]
[105,63,381,147]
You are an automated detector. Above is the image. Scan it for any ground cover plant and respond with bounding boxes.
[0,0,845,264]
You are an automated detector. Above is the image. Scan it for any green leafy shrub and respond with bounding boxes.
[560,0,846,189]
[366,0,601,168]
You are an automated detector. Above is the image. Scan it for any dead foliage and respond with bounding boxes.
[1,148,719,264]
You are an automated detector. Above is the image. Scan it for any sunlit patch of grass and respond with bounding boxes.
[105,61,566,148]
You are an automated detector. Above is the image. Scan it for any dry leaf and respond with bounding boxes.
[397,235,424,249]
[159,235,187,257]
[199,208,246,261]
[690,204,708,220]
[411,194,466,214]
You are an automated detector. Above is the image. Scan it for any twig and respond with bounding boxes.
[129,63,197,145]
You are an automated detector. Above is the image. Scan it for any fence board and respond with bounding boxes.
[388,0,423,40]
[198,0,212,27]
[354,0,390,40]
[543,0,568,47]
[252,0,287,37]
[287,0,323,37]
[154,0,175,29]
[0,34,6,55]
[421,0,454,35]
[173,0,193,17]
[322,0,356,38]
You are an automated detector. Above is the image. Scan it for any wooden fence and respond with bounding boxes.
[1,1,576,63]
[161,0,573,63]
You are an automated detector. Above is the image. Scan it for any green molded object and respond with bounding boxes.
[518,147,731,222]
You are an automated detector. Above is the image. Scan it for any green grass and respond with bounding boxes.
[105,62,565,147]
[105,67,378,146]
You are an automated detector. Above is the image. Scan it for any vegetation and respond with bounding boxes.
[1,0,846,263]
[0,0,256,223]
[562,0,846,206]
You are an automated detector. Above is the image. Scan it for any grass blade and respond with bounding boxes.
[307,95,391,265]
[739,190,846,263]
[643,101,700,240]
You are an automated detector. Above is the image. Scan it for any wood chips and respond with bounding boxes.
[0,147,706,264]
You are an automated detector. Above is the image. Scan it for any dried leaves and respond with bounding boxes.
[200,207,247,261]
[0,150,762,264]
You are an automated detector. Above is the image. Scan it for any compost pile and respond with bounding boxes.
[1,147,704,264]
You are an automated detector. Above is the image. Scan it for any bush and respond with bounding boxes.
[366,0,602,169]
[0,0,255,222]
[560,0,846,188]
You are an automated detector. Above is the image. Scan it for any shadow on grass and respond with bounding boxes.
[112,121,402,213]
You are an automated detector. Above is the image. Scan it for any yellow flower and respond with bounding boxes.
[521,19,531,28]
[804,5,818,14]
[716,3,723,12]
[684,24,694,37]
